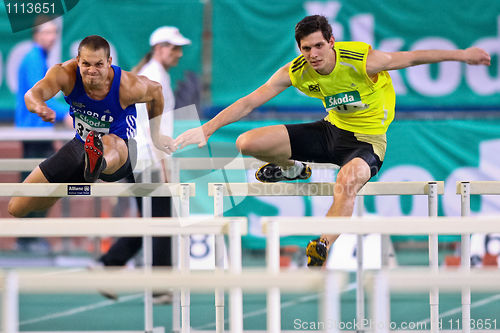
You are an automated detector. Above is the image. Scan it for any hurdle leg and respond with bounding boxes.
[427,182,439,333]
[372,271,390,333]
[180,184,191,333]
[170,158,181,333]
[266,219,280,333]
[2,271,19,333]
[142,168,154,333]
[323,270,341,333]
[355,196,365,332]
[213,184,226,333]
[229,220,243,333]
[215,234,225,333]
[460,182,471,333]
[172,234,181,333]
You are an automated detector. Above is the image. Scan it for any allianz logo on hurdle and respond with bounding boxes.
[67,185,91,196]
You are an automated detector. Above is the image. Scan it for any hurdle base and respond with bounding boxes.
[150,327,165,333]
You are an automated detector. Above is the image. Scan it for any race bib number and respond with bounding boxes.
[324,91,368,113]
[74,113,110,140]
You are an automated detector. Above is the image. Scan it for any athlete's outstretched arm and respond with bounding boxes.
[25,64,71,123]
[366,47,491,76]
[126,73,175,154]
[174,64,293,149]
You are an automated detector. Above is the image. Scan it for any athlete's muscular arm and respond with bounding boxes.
[122,72,175,154]
[174,63,292,149]
[366,47,491,76]
[24,62,73,123]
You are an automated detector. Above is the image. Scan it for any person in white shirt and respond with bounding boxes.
[97,26,191,304]
[135,26,190,148]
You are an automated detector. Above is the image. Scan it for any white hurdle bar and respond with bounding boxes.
[209,181,443,333]
[0,157,342,172]
[0,217,247,333]
[0,182,193,197]
[2,267,327,293]
[0,157,267,172]
[0,183,194,333]
[0,128,74,142]
[261,216,500,237]
[263,216,500,333]
[370,268,500,291]
[456,181,500,333]
[0,217,247,237]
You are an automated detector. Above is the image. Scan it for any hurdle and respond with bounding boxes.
[0,183,195,333]
[369,268,500,333]
[0,217,245,236]
[4,265,500,333]
[209,181,444,333]
[165,160,339,333]
[263,216,500,333]
[170,158,336,333]
[1,266,338,333]
[0,217,247,333]
[456,181,500,333]
[4,216,500,333]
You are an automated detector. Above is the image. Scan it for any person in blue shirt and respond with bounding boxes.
[16,20,68,128]
[14,20,70,251]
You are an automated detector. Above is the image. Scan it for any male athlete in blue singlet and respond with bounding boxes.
[8,35,174,218]
[175,15,491,266]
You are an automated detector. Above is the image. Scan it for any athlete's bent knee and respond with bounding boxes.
[236,133,257,156]
[333,178,358,200]
[7,199,26,218]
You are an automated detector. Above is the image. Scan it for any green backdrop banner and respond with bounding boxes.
[0,0,203,113]
[2,0,499,116]
[212,0,500,109]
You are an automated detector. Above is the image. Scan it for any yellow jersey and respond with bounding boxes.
[289,41,395,135]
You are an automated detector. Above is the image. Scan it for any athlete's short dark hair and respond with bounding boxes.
[295,15,333,47]
[78,35,110,58]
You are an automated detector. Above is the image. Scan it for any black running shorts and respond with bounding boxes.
[39,137,133,183]
[285,120,386,177]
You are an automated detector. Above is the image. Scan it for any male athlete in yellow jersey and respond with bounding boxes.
[175,15,491,266]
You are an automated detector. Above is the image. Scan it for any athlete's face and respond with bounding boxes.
[299,31,335,74]
[157,44,183,69]
[77,47,112,87]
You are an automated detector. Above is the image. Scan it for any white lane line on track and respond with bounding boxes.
[417,293,500,326]
[194,282,357,330]
[20,293,143,327]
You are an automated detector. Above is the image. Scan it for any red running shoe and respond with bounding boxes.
[84,131,106,182]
